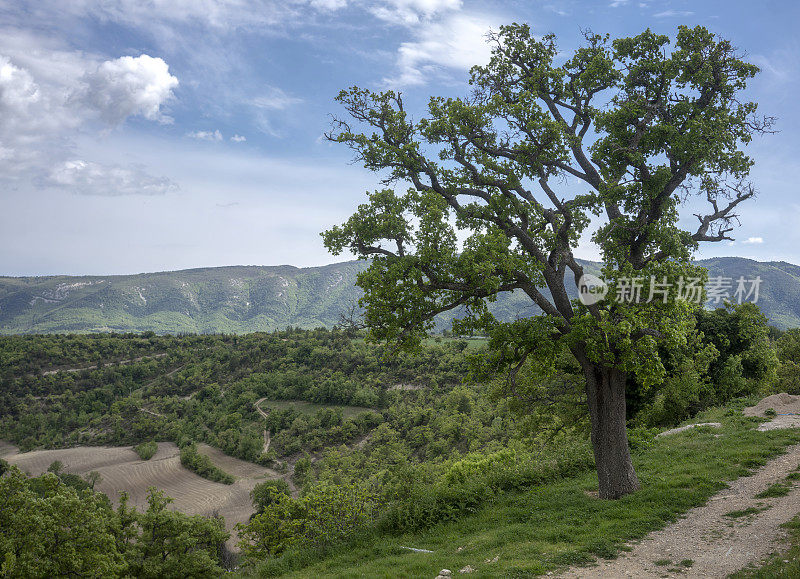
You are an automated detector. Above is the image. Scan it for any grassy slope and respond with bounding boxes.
[3,258,800,334]
[250,412,800,578]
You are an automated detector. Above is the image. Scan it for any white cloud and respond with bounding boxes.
[310,0,348,10]
[0,42,180,194]
[0,0,353,37]
[609,0,629,7]
[383,12,497,86]
[369,0,462,25]
[230,134,246,142]
[81,55,178,125]
[744,237,765,244]
[654,10,694,17]
[0,55,40,112]
[46,160,178,196]
[187,129,223,141]
[544,5,569,16]
[252,87,303,110]
[251,88,303,137]
[11,0,295,31]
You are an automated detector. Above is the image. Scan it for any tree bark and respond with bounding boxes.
[583,363,640,499]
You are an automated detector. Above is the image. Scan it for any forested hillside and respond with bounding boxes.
[2,258,799,334]
[3,314,800,576]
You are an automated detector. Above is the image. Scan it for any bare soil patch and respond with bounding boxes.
[744,393,800,431]
[657,422,722,437]
[1,441,289,549]
[0,440,20,458]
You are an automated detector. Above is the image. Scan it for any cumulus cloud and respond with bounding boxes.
[0,55,40,112]
[0,45,179,195]
[46,160,178,196]
[187,129,223,141]
[230,134,246,142]
[383,12,497,86]
[80,55,178,125]
[744,237,765,244]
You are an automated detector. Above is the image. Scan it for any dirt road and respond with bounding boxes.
[559,444,800,578]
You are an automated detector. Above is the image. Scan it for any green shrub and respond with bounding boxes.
[251,479,291,513]
[179,443,234,484]
[378,440,594,532]
[134,441,158,460]
[238,482,380,558]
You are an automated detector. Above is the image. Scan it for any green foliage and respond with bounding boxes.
[632,304,779,427]
[0,329,473,460]
[0,469,120,577]
[323,22,770,365]
[251,480,291,514]
[777,329,800,394]
[247,414,800,577]
[134,441,158,460]
[697,303,778,394]
[376,440,595,533]
[0,468,229,578]
[180,444,235,485]
[238,482,380,559]
[116,489,229,578]
[324,23,773,499]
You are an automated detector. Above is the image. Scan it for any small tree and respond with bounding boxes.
[85,471,103,490]
[323,25,772,498]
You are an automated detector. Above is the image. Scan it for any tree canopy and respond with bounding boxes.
[323,24,772,498]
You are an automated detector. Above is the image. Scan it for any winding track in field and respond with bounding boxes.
[254,397,272,454]
[41,353,168,375]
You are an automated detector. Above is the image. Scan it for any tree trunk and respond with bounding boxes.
[583,363,640,499]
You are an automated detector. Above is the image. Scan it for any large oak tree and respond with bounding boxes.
[323,25,772,498]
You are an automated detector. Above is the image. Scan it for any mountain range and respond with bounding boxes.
[1,257,799,334]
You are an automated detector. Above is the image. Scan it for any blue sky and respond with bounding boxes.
[0,0,798,275]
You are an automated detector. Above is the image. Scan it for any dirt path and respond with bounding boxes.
[254,398,271,454]
[558,443,800,578]
[42,353,168,375]
[254,397,269,419]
